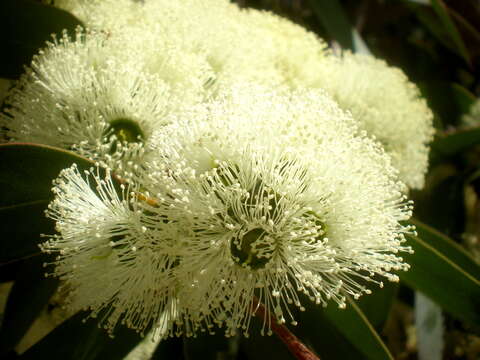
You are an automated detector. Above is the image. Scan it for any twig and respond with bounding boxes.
[0,251,43,267]
[252,297,320,360]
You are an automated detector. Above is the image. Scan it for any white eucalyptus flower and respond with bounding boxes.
[46,0,432,190]
[307,52,434,190]
[1,29,210,177]
[137,85,414,336]
[48,0,327,91]
[45,0,144,32]
[42,84,413,338]
[238,7,329,87]
[41,164,207,337]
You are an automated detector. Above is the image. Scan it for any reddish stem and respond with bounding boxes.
[252,297,320,360]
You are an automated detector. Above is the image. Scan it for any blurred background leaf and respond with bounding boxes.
[19,310,143,360]
[0,256,58,356]
[0,143,97,263]
[306,0,370,53]
[401,229,480,330]
[0,0,83,79]
[0,143,125,358]
[429,0,471,67]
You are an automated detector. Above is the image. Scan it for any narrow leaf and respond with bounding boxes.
[410,219,480,280]
[298,297,393,360]
[0,201,53,263]
[356,281,398,331]
[0,143,95,207]
[19,311,142,360]
[94,329,144,360]
[0,256,58,355]
[401,232,480,328]
[431,127,480,157]
[430,0,471,66]
[412,173,465,237]
[0,261,22,283]
[409,4,459,55]
[451,83,477,115]
[448,7,480,44]
[307,0,370,54]
[0,0,83,79]
[323,299,394,360]
[0,143,98,263]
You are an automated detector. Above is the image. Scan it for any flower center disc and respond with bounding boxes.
[230,227,273,270]
[107,118,144,144]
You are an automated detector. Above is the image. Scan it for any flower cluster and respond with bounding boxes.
[4,0,432,340]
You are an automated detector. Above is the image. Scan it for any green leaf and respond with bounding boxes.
[410,219,480,280]
[298,297,393,360]
[405,1,471,66]
[408,5,459,56]
[0,143,96,263]
[356,281,398,331]
[0,256,58,355]
[323,299,394,360]
[0,201,54,264]
[430,0,471,66]
[447,7,480,46]
[19,311,143,360]
[418,82,475,129]
[401,224,480,328]
[451,83,477,115]
[306,0,370,54]
[412,171,465,237]
[431,127,480,157]
[0,0,83,79]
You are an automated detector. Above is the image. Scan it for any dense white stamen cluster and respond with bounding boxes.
[7,0,432,341]
[304,52,434,189]
[138,86,414,336]
[0,28,211,178]
[49,0,327,91]
[41,85,414,337]
[48,0,432,189]
[42,165,205,337]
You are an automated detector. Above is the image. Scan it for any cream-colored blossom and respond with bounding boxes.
[0,29,211,177]
[49,0,328,91]
[42,84,413,338]
[138,85,413,336]
[48,0,432,190]
[238,7,329,87]
[41,164,207,336]
[307,52,434,189]
[46,0,143,32]
[49,0,216,92]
